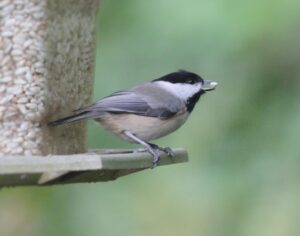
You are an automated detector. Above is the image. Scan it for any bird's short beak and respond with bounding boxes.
[202,80,218,91]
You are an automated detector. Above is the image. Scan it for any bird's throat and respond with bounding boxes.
[186,90,205,112]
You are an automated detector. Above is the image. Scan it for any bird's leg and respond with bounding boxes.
[148,143,175,159]
[123,131,161,167]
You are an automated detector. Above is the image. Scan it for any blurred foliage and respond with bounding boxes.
[1,0,300,236]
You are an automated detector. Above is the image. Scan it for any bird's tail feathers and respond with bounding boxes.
[48,111,101,127]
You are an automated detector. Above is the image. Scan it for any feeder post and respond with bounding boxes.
[0,0,100,155]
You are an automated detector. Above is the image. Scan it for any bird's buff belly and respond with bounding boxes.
[96,113,189,142]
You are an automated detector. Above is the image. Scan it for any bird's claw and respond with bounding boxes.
[151,149,161,168]
[149,143,174,157]
[148,143,175,167]
[133,147,160,168]
[161,147,175,158]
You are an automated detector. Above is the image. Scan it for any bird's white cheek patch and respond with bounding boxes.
[156,81,202,100]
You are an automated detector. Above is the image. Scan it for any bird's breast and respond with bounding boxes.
[96,112,189,142]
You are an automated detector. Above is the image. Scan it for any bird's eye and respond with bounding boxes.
[187,79,195,84]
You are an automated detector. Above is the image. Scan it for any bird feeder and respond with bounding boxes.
[0,0,188,187]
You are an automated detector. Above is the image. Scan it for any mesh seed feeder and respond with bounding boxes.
[0,0,188,187]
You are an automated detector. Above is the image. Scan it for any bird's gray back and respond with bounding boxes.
[78,82,185,119]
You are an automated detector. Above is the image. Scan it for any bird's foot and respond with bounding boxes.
[149,143,175,160]
[132,147,160,168]
[121,131,163,168]
[151,148,161,168]
[161,147,175,158]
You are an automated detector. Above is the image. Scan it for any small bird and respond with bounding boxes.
[49,70,217,166]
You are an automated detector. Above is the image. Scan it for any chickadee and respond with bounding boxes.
[49,70,217,166]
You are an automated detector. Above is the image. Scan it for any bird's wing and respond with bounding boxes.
[77,83,184,119]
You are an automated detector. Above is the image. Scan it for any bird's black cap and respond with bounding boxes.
[152,70,204,84]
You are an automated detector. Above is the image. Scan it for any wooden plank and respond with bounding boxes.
[0,148,188,187]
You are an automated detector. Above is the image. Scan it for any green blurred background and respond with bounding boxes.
[1,0,300,235]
